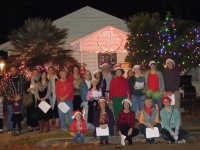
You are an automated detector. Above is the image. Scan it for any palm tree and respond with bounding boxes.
[8,17,77,69]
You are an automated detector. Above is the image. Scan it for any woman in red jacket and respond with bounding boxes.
[109,64,132,122]
[56,69,73,132]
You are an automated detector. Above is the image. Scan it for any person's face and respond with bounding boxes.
[116,69,122,76]
[123,101,130,110]
[145,100,152,108]
[102,66,109,72]
[163,100,170,107]
[75,113,81,121]
[32,70,39,78]
[73,67,79,74]
[150,64,156,70]
[15,95,21,101]
[95,72,100,78]
[167,61,173,69]
[92,80,97,86]
[48,68,54,75]
[59,71,67,79]
[10,67,18,76]
[99,101,105,108]
[85,72,91,80]
[134,68,140,75]
[41,72,47,79]
[128,70,134,77]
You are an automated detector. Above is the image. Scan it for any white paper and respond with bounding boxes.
[120,134,126,145]
[30,84,35,94]
[96,127,109,136]
[58,102,70,113]
[92,91,102,98]
[135,82,144,89]
[167,94,175,105]
[38,101,51,113]
[146,127,160,138]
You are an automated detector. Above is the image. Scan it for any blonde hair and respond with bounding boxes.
[84,70,92,80]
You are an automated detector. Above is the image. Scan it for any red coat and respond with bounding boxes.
[70,119,86,136]
[109,76,132,100]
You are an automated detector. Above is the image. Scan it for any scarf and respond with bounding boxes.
[144,106,153,117]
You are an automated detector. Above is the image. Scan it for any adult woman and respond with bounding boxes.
[128,65,145,115]
[144,61,165,110]
[139,97,161,144]
[80,70,91,122]
[163,59,181,120]
[93,69,106,97]
[93,98,114,146]
[126,69,134,79]
[68,65,83,111]
[118,99,139,145]
[86,78,102,124]
[47,66,60,128]
[160,97,189,143]
[24,69,40,131]
[35,70,52,133]
[109,64,131,122]
[56,69,73,132]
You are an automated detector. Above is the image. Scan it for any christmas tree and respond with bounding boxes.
[125,12,200,72]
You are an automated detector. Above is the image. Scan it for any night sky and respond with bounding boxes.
[0,0,200,45]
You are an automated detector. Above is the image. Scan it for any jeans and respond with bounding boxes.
[57,100,73,129]
[100,136,108,141]
[131,94,145,113]
[73,133,84,144]
[151,98,163,110]
[82,101,88,123]
[139,123,161,139]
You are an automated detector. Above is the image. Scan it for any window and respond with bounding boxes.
[98,53,117,70]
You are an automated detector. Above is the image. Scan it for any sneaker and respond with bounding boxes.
[60,128,68,132]
[182,139,186,143]
[168,141,171,144]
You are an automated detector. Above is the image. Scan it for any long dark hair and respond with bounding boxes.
[94,72,103,88]
[97,101,109,111]
[89,83,100,91]
[38,70,49,82]
[71,65,80,73]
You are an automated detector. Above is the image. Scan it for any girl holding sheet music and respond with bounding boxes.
[35,70,52,133]
[86,78,102,124]
[139,97,161,144]
[93,98,114,146]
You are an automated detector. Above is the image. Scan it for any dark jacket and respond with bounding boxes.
[93,109,114,138]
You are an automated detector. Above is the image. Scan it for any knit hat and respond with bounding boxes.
[93,69,101,75]
[149,60,156,66]
[133,65,140,70]
[162,96,171,104]
[164,59,175,68]
[91,78,98,83]
[98,97,107,103]
[113,64,123,71]
[100,62,109,68]
[72,110,82,119]
[122,99,132,106]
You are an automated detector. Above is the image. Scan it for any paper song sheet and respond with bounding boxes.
[92,91,102,98]
[135,82,144,89]
[167,94,175,105]
[58,102,70,113]
[120,134,126,145]
[146,127,160,138]
[38,101,51,113]
[96,127,109,136]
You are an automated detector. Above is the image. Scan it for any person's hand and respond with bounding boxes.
[7,96,11,101]
[141,85,144,89]
[128,128,132,136]
[134,85,137,89]
[100,124,107,129]
[60,97,65,102]
[40,98,45,101]
[167,91,173,96]
[110,101,113,106]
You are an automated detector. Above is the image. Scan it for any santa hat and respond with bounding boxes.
[100,62,109,68]
[72,110,82,119]
[122,99,132,106]
[91,78,98,83]
[164,59,175,68]
[93,69,101,75]
[162,96,171,104]
[98,97,107,103]
[113,64,123,71]
[149,60,156,66]
[133,65,140,70]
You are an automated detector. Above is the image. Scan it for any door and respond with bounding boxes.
[98,53,117,70]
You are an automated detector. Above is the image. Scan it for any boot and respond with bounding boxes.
[38,121,43,133]
[12,128,15,136]
[44,121,50,133]
[15,129,21,136]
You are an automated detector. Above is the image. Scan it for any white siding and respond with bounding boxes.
[72,51,81,62]
[117,52,127,63]
[83,52,96,71]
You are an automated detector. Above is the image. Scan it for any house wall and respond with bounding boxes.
[83,52,96,72]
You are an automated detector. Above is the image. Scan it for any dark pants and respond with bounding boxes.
[73,95,82,111]
[100,136,108,141]
[37,99,52,121]
[13,121,21,129]
[139,123,161,140]
[0,118,3,129]
[162,128,189,142]
[120,124,139,140]
[27,94,38,127]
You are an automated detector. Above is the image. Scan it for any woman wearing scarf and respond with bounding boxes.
[24,69,40,131]
[139,97,161,144]
[47,66,60,129]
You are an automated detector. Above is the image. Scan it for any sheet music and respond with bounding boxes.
[58,102,70,113]
[135,82,144,89]
[167,94,175,105]
[96,127,109,136]
[92,91,102,98]
[146,127,160,138]
[38,101,51,113]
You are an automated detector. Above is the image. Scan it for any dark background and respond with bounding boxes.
[0,0,200,45]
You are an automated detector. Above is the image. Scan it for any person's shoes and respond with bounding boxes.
[38,121,43,133]
[7,129,12,133]
[146,139,151,144]
[44,121,50,133]
[128,139,133,145]
[60,128,68,132]
[28,126,33,132]
[105,140,110,146]
[168,141,171,144]
[182,139,186,143]
[12,129,15,136]
[36,127,40,130]
[99,141,104,146]
[151,139,155,144]
[15,129,21,136]
[0,130,3,134]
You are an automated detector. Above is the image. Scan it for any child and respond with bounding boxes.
[70,110,86,144]
[9,94,23,136]
[0,96,3,134]
[86,78,102,124]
